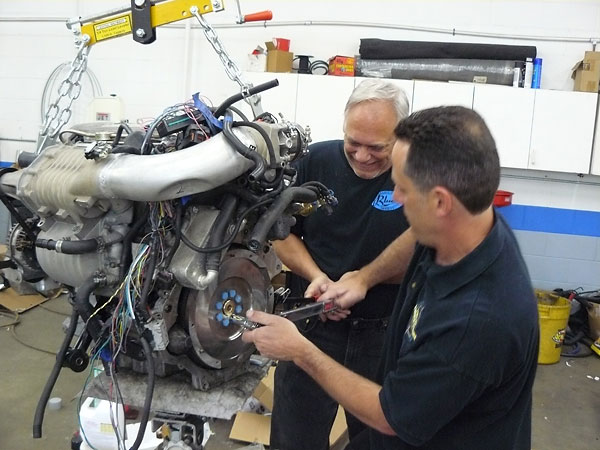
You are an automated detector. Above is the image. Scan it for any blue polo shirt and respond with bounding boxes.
[371,213,539,449]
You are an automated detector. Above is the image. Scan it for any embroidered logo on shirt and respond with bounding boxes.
[405,302,424,342]
[372,190,402,211]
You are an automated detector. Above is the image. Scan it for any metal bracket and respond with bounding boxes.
[131,0,156,44]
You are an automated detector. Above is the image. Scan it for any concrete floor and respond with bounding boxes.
[0,294,598,450]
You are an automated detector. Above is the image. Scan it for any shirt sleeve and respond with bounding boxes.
[379,341,486,447]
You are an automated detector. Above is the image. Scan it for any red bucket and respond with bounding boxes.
[494,190,513,207]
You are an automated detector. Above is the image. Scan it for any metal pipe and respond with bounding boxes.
[1,17,598,44]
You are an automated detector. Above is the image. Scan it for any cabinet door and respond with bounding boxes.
[473,84,535,169]
[354,77,415,113]
[295,74,355,143]
[412,80,474,112]
[590,112,600,175]
[529,90,597,173]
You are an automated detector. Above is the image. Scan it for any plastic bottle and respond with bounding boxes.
[524,57,533,88]
[531,58,543,89]
[513,61,524,87]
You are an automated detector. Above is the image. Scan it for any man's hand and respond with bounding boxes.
[241,310,312,361]
[304,273,333,299]
[319,270,369,310]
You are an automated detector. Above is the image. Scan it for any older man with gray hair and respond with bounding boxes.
[270,79,416,450]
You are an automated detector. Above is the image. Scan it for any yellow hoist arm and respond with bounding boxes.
[74,0,217,47]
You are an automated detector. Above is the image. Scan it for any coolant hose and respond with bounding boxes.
[33,308,80,438]
[206,195,239,271]
[35,238,98,254]
[232,120,277,170]
[213,79,279,118]
[222,111,266,182]
[247,187,318,252]
[129,337,155,450]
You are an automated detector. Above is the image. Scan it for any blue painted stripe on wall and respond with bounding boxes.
[498,205,600,237]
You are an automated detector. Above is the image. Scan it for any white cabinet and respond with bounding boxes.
[529,90,597,173]
[295,74,355,143]
[589,105,600,175]
[473,84,535,170]
[354,77,415,113]
[412,80,474,111]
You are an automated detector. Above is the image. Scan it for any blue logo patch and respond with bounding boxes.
[372,191,401,211]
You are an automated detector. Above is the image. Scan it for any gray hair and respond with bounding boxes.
[344,79,410,123]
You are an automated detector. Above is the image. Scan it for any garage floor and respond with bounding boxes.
[0,294,598,450]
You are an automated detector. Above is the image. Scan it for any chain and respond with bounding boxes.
[37,35,91,154]
[191,6,250,96]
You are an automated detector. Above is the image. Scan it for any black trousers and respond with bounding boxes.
[269,317,387,450]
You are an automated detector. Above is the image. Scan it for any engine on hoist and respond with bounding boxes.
[0,83,336,392]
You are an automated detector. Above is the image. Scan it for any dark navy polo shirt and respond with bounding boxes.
[288,140,409,319]
[371,213,539,449]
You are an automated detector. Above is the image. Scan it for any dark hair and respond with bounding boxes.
[394,106,500,214]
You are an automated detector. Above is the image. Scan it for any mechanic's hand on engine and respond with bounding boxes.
[242,310,311,361]
[319,270,369,311]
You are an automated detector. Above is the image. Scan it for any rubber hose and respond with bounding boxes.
[213,79,279,118]
[247,187,317,252]
[120,207,149,280]
[128,337,155,450]
[206,195,239,271]
[33,308,80,438]
[232,121,277,170]
[35,238,98,254]
[222,111,266,182]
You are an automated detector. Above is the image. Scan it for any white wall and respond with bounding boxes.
[1,1,600,189]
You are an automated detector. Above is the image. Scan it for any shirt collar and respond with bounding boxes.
[421,212,507,300]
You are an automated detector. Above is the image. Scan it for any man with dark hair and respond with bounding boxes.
[243,106,539,450]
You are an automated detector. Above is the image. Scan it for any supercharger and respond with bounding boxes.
[0,89,336,394]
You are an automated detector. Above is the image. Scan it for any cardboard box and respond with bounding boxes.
[571,51,600,92]
[230,366,348,446]
[328,55,355,76]
[265,41,293,73]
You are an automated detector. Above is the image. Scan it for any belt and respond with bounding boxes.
[348,317,389,330]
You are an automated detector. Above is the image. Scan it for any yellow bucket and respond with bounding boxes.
[536,290,571,364]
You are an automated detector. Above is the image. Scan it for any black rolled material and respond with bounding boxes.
[35,238,98,254]
[213,79,279,119]
[128,337,155,450]
[222,111,266,182]
[33,307,80,438]
[359,38,537,61]
[247,187,318,252]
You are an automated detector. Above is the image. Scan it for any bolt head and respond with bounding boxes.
[135,28,146,38]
